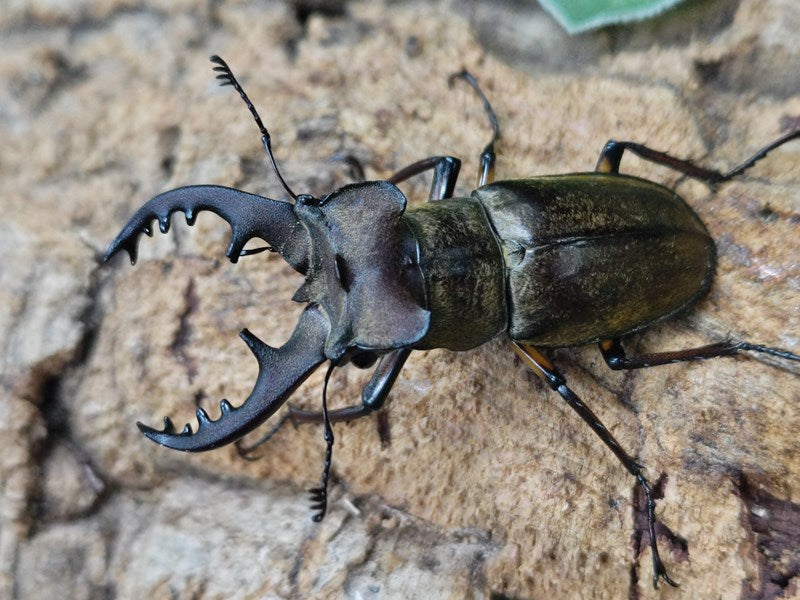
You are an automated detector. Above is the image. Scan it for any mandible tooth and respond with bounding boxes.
[239,328,277,364]
[196,407,211,425]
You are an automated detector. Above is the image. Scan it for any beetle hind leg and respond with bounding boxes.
[598,338,800,370]
[512,342,679,589]
[595,129,800,182]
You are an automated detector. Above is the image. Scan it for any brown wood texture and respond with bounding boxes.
[2,1,799,598]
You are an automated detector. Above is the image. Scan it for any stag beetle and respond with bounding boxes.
[105,56,800,588]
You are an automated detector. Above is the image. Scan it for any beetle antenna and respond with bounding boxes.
[309,361,336,521]
[210,55,298,201]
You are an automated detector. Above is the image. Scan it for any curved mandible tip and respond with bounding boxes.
[104,185,309,271]
[137,304,330,452]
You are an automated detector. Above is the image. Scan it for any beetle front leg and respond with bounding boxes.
[330,153,367,182]
[236,349,412,457]
[512,341,679,589]
[235,403,374,459]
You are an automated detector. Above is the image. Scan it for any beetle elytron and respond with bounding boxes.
[105,56,800,587]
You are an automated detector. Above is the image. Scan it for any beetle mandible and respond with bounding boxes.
[105,56,800,588]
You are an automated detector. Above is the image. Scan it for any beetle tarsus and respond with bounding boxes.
[736,341,800,363]
[235,410,293,459]
[513,342,680,588]
[238,245,274,257]
[635,473,679,589]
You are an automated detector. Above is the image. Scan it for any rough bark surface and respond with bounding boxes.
[2,0,799,598]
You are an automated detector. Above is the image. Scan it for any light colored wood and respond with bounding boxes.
[2,1,798,598]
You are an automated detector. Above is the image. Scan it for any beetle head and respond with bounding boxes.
[292,181,429,362]
[105,179,430,452]
[104,54,431,454]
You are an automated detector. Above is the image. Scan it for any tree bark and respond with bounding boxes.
[2,1,798,598]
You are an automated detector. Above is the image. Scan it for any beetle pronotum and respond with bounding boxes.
[105,56,800,587]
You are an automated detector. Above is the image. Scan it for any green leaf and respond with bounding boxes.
[539,0,686,33]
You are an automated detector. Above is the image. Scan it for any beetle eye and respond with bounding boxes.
[334,253,352,292]
[350,351,378,369]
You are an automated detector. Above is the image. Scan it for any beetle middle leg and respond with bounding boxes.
[449,69,500,186]
[512,341,679,589]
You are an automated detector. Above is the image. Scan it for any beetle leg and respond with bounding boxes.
[235,405,373,459]
[512,341,679,589]
[598,338,800,370]
[361,348,412,410]
[449,70,500,186]
[236,349,411,457]
[595,129,800,183]
[388,156,461,200]
[330,153,367,182]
